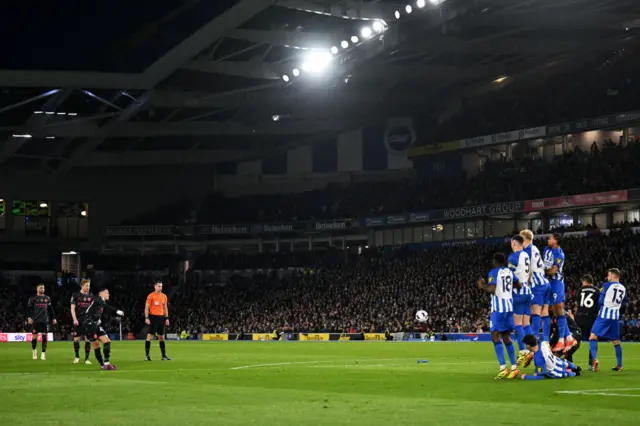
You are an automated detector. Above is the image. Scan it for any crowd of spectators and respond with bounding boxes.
[125,139,640,226]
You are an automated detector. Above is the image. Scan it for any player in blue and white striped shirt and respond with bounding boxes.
[520,229,551,344]
[478,253,521,379]
[520,334,581,380]
[507,235,534,377]
[589,268,627,372]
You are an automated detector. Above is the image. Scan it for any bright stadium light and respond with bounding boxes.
[372,20,384,33]
[341,40,349,49]
[430,0,441,5]
[405,5,413,13]
[417,0,426,8]
[282,74,290,82]
[330,46,339,54]
[300,50,333,74]
[292,68,300,77]
[394,10,400,19]
[351,35,359,43]
[39,202,48,208]
[360,27,372,39]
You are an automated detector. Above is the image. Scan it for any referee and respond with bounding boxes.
[144,281,171,361]
[575,274,599,368]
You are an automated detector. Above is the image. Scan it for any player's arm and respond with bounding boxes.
[512,273,522,290]
[477,278,495,294]
[522,363,547,380]
[164,296,169,325]
[27,297,34,324]
[70,294,79,325]
[47,298,57,325]
[546,264,558,278]
[144,295,151,324]
[103,302,124,316]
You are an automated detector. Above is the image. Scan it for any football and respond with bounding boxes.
[415,310,429,323]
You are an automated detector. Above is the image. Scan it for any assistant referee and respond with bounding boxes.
[144,281,171,361]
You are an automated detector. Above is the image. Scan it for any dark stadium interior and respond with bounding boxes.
[2,2,640,419]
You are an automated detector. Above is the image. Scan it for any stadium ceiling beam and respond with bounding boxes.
[35,119,354,138]
[227,29,341,48]
[470,12,632,29]
[401,36,626,56]
[80,150,260,167]
[182,60,280,80]
[53,0,278,175]
[276,0,398,20]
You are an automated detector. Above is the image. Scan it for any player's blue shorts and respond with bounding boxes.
[531,275,551,306]
[513,294,533,315]
[591,317,621,341]
[549,280,565,305]
[490,311,515,333]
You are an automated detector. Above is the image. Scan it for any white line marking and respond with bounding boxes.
[229,358,420,370]
[556,388,640,398]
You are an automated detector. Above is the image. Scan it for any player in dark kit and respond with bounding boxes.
[27,284,57,360]
[83,288,124,370]
[574,274,600,369]
[70,279,94,364]
[550,313,582,363]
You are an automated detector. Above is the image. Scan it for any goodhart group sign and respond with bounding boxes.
[439,202,523,220]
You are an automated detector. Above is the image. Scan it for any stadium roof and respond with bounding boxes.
[0,0,637,174]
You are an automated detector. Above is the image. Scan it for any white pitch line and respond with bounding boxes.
[556,388,640,398]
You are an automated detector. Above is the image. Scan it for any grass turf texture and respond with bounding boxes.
[0,341,639,425]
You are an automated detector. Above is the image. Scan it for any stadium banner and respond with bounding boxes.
[408,140,462,157]
[202,333,229,341]
[314,220,352,231]
[546,109,640,136]
[409,212,431,223]
[252,333,274,341]
[364,217,386,227]
[103,225,175,236]
[436,201,523,220]
[524,190,628,212]
[299,333,331,341]
[460,126,546,149]
[386,214,408,225]
[363,333,386,341]
[197,225,251,235]
[0,333,54,343]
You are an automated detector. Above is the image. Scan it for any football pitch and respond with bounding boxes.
[1,341,639,425]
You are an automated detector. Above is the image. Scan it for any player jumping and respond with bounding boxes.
[520,229,551,345]
[574,274,599,369]
[520,334,581,380]
[478,252,521,379]
[83,288,124,370]
[27,284,57,360]
[508,235,534,375]
[589,268,627,372]
[543,233,577,353]
[70,279,93,364]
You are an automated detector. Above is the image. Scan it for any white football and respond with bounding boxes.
[415,310,429,323]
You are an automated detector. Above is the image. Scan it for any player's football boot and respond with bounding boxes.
[32,351,37,360]
[102,363,116,370]
[161,356,172,361]
[84,359,92,365]
[494,368,510,380]
[507,368,521,379]
[73,357,80,364]
[611,366,623,372]
[40,353,46,361]
[522,352,534,368]
[516,352,527,368]
[563,337,577,353]
[551,341,565,352]
[592,358,599,372]
[145,355,152,361]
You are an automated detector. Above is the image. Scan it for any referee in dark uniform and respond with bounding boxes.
[575,274,600,368]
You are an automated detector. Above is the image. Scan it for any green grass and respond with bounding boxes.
[1,341,639,425]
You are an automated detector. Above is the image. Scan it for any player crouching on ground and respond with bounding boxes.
[83,288,124,370]
[520,335,581,380]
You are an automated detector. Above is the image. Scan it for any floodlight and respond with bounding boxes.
[341,40,349,49]
[300,50,333,74]
[330,46,339,54]
[395,10,400,19]
[282,75,290,82]
[360,27,372,39]
[351,35,359,43]
[292,68,300,77]
[417,0,426,8]
[372,21,384,33]
[405,5,412,13]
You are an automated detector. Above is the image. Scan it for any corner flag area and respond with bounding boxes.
[0,342,638,425]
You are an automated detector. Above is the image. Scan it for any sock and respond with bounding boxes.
[505,341,517,366]
[542,316,551,342]
[524,324,534,339]
[566,371,576,377]
[103,342,111,363]
[94,348,104,366]
[145,340,151,356]
[73,341,80,358]
[159,341,166,357]
[567,360,577,370]
[589,339,598,361]
[41,334,48,353]
[515,325,526,352]
[493,341,506,367]
[531,315,541,337]
[556,315,568,344]
[614,344,622,367]
[84,342,91,360]
[32,338,37,351]
[588,347,593,366]
[565,350,573,363]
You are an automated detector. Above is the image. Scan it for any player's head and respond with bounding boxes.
[607,268,621,282]
[581,274,594,287]
[80,279,91,293]
[523,334,539,352]
[511,235,524,252]
[98,288,110,300]
[547,233,561,248]
[154,281,163,293]
[519,229,534,246]
[492,252,506,268]
[36,284,45,295]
